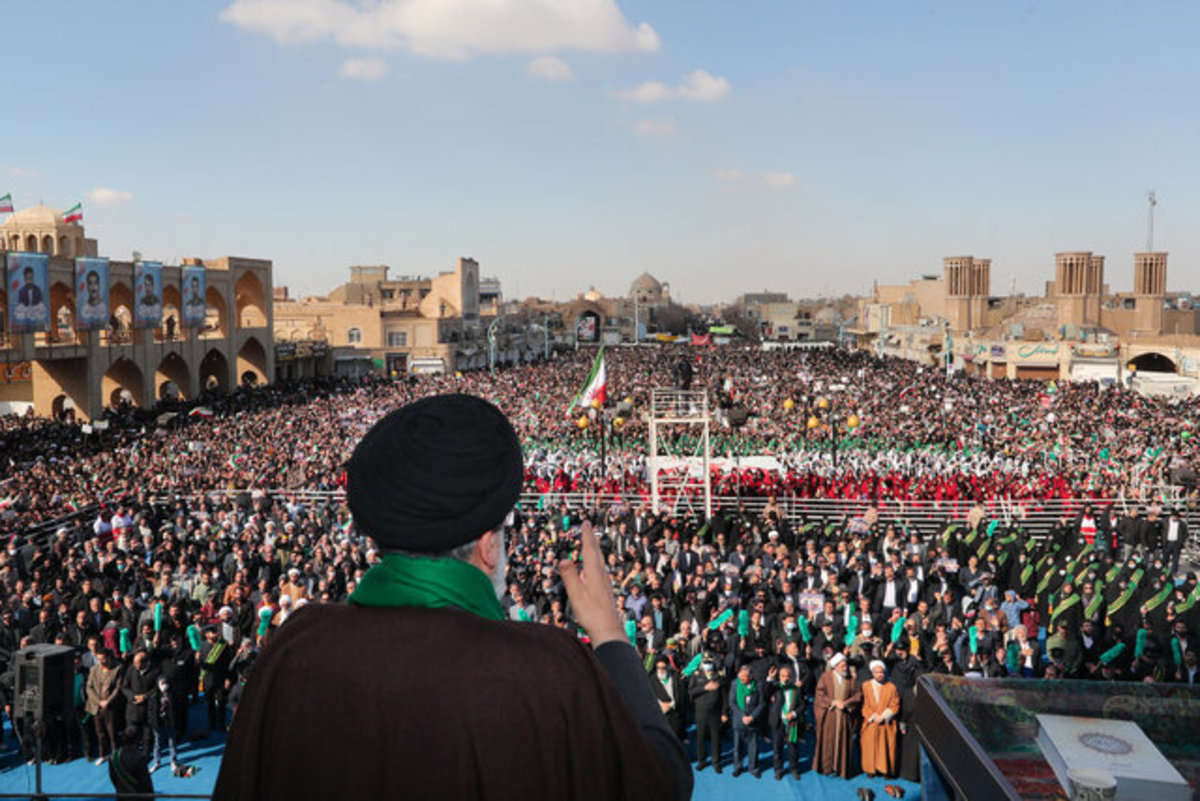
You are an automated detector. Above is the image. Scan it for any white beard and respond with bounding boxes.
[491,528,508,600]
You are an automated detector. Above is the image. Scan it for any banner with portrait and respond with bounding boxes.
[74,257,110,331]
[7,252,50,334]
[576,311,599,343]
[182,265,207,328]
[134,261,163,329]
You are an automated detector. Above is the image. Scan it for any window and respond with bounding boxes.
[347,327,362,344]
[387,331,407,348]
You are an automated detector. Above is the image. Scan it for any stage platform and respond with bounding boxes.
[0,704,919,800]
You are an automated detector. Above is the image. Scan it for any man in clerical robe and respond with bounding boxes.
[814,652,861,778]
[213,395,692,801]
[860,659,900,778]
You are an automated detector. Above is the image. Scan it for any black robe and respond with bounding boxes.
[213,604,690,801]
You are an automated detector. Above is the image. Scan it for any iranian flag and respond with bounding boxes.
[0,194,12,214]
[570,346,606,412]
[63,202,83,224]
[189,407,215,419]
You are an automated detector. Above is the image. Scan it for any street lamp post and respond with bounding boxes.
[487,315,504,373]
[807,396,860,473]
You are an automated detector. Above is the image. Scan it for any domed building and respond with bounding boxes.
[1,203,98,258]
[629,272,669,306]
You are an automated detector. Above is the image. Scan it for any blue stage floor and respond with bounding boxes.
[0,705,919,800]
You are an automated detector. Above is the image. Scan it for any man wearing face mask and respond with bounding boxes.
[214,395,691,801]
[688,652,725,773]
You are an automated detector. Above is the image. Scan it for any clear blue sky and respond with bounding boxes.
[3,1,1198,303]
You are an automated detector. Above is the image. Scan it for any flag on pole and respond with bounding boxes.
[0,194,12,214]
[189,407,215,419]
[63,203,83,224]
[569,346,606,412]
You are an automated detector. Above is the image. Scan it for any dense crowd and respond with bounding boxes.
[0,344,1198,783]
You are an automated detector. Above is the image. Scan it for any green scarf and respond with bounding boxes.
[1020,563,1034,588]
[735,678,757,712]
[1051,593,1080,625]
[1084,592,1104,621]
[1143,583,1173,615]
[203,641,226,666]
[709,609,734,630]
[782,687,799,742]
[349,553,504,621]
[1177,584,1200,615]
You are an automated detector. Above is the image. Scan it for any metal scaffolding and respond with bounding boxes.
[648,388,712,519]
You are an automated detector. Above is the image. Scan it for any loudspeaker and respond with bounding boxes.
[13,644,75,722]
[729,406,749,428]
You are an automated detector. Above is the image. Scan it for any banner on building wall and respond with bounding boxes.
[6,252,50,334]
[576,311,599,343]
[182,265,207,328]
[134,261,163,329]
[74,257,110,331]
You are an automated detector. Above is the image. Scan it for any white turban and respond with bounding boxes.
[869,660,886,673]
[829,653,846,668]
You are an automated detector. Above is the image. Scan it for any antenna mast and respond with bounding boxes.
[1146,190,1157,251]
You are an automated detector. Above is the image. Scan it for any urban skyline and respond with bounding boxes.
[3,1,1199,303]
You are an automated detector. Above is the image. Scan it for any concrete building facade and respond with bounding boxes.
[273,257,499,376]
[0,208,273,419]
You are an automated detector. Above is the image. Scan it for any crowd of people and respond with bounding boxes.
[0,344,1197,786]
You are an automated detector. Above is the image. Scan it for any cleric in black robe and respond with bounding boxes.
[213,394,692,801]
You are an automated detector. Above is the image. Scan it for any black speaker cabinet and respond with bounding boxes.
[13,643,75,722]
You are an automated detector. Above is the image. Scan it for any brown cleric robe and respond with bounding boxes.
[213,604,688,801]
[860,679,900,777]
[813,669,861,778]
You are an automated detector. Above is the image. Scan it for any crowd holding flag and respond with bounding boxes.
[569,345,606,413]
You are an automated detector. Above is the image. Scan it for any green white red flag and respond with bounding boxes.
[63,203,83,224]
[0,194,12,214]
[570,346,606,412]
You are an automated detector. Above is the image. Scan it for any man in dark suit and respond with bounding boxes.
[122,649,160,756]
[687,654,725,772]
[874,566,905,621]
[728,663,765,777]
[650,655,686,742]
[1162,510,1189,576]
[769,664,804,780]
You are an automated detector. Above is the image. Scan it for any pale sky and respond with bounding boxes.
[2,1,1198,304]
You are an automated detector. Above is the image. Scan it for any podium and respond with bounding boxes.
[913,674,1200,800]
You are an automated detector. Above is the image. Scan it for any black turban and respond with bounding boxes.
[346,393,523,552]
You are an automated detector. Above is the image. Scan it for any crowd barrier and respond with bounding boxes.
[25,487,1197,564]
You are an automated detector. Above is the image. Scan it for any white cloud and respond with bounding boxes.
[0,164,37,178]
[339,56,387,80]
[633,117,676,137]
[526,55,574,83]
[220,0,659,60]
[86,187,134,206]
[615,69,731,103]
[764,172,796,189]
[714,170,796,191]
[677,70,731,102]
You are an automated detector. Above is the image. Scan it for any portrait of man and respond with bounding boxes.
[11,260,49,330]
[78,269,109,327]
[140,272,160,307]
[187,276,205,311]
